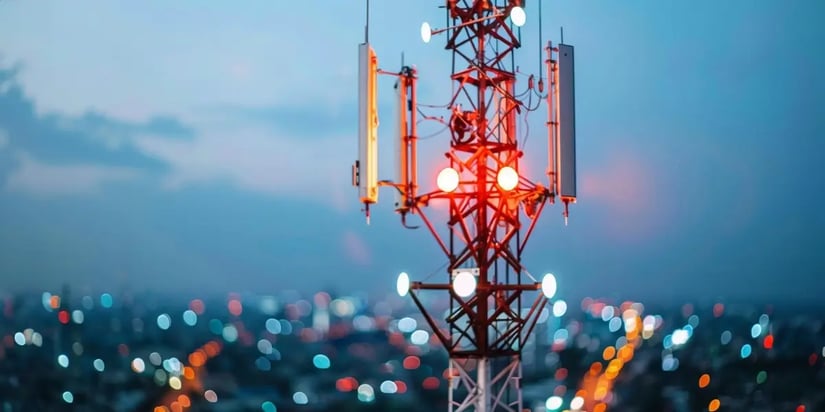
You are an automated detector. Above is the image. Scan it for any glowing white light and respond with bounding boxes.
[420,22,432,43]
[452,270,477,298]
[552,300,568,317]
[541,273,557,299]
[436,167,460,192]
[497,166,518,191]
[183,310,198,326]
[672,328,689,345]
[71,310,84,324]
[58,354,69,368]
[570,396,584,410]
[601,305,615,321]
[380,380,398,394]
[751,323,762,338]
[93,359,105,372]
[411,330,430,345]
[131,358,145,373]
[397,272,410,297]
[357,384,375,402]
[157,314,171,330]
[31,332,43,347]
[510,6,526,27]
[398,317,417,333]
[546,396,563,410]
[293,392,309,405]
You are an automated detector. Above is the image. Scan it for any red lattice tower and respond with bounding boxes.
[353,1,577,410]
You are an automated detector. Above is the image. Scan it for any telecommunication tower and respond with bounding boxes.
[352,1,577,411]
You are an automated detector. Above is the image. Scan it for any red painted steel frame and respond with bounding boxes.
[403,0,553,361]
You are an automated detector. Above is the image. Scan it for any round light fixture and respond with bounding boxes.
[453,270,477,298]
[510,6,526,27]
[420,22,432,43]
[541,273,557,299]
[397,272,410,297]
[436,167,460,193]
[496,166,519,191]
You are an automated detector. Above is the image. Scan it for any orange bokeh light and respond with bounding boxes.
[189,351,206,367]
[602,346,616,360]
[177,395,190,407]
[699,373,711,388]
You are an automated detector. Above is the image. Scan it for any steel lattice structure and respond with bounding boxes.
[354,1,577,410]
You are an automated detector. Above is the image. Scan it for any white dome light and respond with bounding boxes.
[420,22,432,43]
[396,272,411,297]
[496,166,519,191]
[510,7,526,27]
[541,273,557,299]
[436,167,460,193]
[453,270,477,298]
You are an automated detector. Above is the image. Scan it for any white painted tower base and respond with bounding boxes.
[448,357,524,412]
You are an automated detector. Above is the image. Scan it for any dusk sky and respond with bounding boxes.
[0,1,822,303]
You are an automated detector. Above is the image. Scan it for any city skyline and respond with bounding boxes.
[0,1,823,302]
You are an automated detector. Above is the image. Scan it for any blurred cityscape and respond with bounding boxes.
[1,286,823,412]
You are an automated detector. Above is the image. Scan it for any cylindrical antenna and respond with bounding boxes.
[538,0,543,77]
[560,27,564,44]
[365,0,370,43]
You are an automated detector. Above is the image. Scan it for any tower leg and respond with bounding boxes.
[448,357,524,412]
[478,358,490,412]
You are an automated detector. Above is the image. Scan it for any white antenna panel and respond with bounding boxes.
[358,43,379,204]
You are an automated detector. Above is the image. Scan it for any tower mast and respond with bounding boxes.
[354,1,578,410]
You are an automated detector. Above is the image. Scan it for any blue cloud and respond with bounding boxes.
[0,66,189,171]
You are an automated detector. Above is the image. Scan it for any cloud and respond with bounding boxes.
[133,120,353,209]
[5,151,140,196]
[198,103,356,139]
[0,66,184,171]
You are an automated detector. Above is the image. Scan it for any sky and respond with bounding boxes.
[0,0,823,303]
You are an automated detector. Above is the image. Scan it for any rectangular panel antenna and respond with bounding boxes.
[358,43,379,205]
[395,76,409,212]
[557,44,577,201]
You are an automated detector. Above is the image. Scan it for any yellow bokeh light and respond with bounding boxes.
[168,376,182,390]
